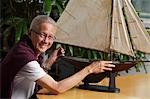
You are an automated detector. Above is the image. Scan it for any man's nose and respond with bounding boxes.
[43,36,50,43]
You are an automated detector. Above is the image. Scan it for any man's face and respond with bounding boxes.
[29,22,56,55]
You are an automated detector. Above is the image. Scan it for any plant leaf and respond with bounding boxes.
[56,2,63,16]
[43,0,52,16]
[68,46,73,56]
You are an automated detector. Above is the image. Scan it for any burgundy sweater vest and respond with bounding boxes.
[0,35,43,98]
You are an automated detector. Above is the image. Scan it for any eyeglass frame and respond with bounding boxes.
[30,29,56,41]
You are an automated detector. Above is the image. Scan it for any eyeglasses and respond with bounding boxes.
[31,29,56,41]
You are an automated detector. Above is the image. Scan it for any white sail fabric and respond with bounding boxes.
[56,0,112,52]
[110,0,134,56]
[55,0,150,56]
[124,0,150,53]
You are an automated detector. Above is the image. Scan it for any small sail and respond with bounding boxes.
[56,0,112,52]
[123,0,150,53]
[110,0,134,56]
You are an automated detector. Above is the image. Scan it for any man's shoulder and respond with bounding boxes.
[2,40,37,66]
[10,39,36,58]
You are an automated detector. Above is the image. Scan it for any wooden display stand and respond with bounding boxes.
[78,72,120,93]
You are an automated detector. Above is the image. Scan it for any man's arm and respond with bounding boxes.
[36,66,90,94]
[36,61,115,94]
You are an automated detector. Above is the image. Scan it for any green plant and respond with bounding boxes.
[1,0,43,58]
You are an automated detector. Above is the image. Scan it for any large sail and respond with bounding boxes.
[123,0,150,53]
[56,0,112,52]
[55,0,150,56]
[110,0,134,56]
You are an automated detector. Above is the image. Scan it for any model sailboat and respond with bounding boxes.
[51,0,150,92]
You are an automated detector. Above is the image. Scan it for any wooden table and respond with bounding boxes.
[37,74,150,99]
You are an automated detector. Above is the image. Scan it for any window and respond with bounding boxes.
[132,0,150,29]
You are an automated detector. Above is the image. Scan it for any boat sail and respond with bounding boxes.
[110,0,134,56]
[55,0,150,56]
[123,0,150,54]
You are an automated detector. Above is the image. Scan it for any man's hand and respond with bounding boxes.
[87,61,115,74]
[49,47,65,62]
[42,47,65,71]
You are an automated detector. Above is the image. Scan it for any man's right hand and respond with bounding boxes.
[87,61,115,74]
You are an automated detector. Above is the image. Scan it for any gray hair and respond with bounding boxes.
[29,15,57,30]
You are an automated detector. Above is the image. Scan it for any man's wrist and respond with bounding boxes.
[47,57,56,65]
[41,63,50,71]
[86,66,93,74]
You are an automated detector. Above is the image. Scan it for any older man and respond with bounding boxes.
[0,15,115,99]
